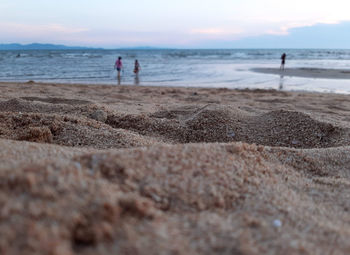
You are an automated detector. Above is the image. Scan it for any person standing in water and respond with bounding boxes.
[280,53,286,70]
[133,60,141,85]
[115,56,123,78]
[133,59,141,74]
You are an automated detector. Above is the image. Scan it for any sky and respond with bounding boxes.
[1,0,350,48]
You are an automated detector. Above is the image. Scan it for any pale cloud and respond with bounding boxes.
[265,20,342,36]
[190,28,243,36]
[39,29,193,48]
[0,22,88,37]
[221,16,344,40]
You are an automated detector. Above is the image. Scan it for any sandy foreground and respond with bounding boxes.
[0,81,350,255]
[252,67,350,80]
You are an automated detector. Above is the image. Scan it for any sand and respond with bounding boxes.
[252,67,350,80]
[0,81,350,255]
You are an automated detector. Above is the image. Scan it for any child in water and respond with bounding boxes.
[134,59,141,74]
[115,56,123,77]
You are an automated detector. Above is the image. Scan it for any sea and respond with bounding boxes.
[1,49,350,93]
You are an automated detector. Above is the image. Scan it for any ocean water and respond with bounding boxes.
[1,49,350,93]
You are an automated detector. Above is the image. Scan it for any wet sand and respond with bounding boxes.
[252,67,350,80]
[1,81,350,254]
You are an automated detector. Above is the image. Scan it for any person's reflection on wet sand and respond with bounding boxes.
[279,74,284,90]
[117,75,121,85]
[134,74,140,85]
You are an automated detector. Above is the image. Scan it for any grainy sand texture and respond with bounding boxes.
[1,81,350,255]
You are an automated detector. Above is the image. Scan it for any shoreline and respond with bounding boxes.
[0,80,345,95]
[252,67,350,80]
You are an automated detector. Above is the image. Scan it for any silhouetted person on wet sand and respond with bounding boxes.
[280,53,286,70]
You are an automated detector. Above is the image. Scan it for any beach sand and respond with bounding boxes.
[1,81,350,254]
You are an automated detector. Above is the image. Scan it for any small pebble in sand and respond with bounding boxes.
[291,140,299,145]
[273,219,282,228]
[227,131,235,138]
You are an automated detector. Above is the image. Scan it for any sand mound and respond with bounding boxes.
[0,98,109,122]
[107,105,349,148]
[0,98,161,149]
[0,139,93,169]
[0,142,349,254]
[3,99,347,149]
[243,110,346,148]
[0,112,158,149]
[267,145,350,178]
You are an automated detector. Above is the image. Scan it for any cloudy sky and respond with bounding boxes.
[1,0,350,48]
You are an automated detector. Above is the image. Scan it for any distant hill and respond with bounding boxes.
[0,43,98,50]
